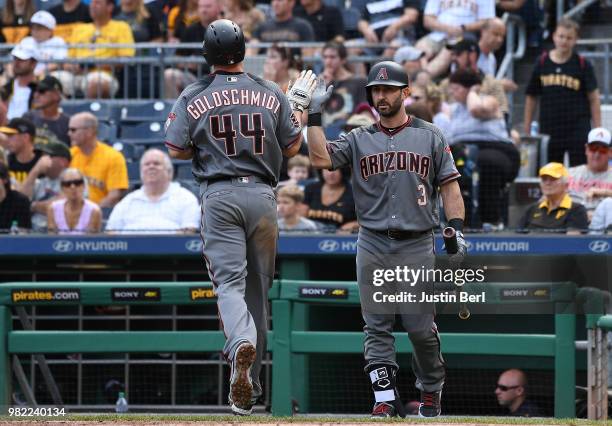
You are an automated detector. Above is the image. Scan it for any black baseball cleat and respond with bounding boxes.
[229,342,256,416]
[371,402,399,418]
[418,391,442,417]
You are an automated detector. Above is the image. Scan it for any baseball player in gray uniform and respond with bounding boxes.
[165,19,316,415]
[303,61,467,418]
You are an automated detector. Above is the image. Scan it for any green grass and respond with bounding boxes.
[0,414,608,425]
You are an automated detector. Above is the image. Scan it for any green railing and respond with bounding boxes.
[0,280,603,417]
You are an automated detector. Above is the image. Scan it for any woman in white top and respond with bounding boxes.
[47,168,102,234]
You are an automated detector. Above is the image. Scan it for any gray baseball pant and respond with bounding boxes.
[357,227,445,393]
[200,179,277,401]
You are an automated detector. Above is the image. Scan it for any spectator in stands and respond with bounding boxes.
[393,46,426,83]
[1,0,35,43]
[444,39,510,119]
[568,127,612,218]
[590,197,612,234]
[2,44,38,121]
[422,83,451,136]
[223,0,266,41]
[278,154,311,189]
[167,0,199,42]
[356,0,419,50]
[524,18,601,166]
[518,162,588,234]
[106,149,200,233]
[115,0,163,42]
[222,0,265,40]
[277,184,318,232]
[447,69,519,227]
[18,142,70,231]
[342,112,375,133]
[49,0,92,43]
[262,44,301,93]
[416,0,494,78]
[477,18,503,76]
[304,168,358,233]
[67,0,135,98]
[47,167,102,234]
[23,76,70,146]
[68,112,128,207]
[496,0,543,48]
[0,161,31,232]
[17,12,68,78]
[248,0,315,57]
[294,0,344,42]
[495,369,542,417]
[478,18,518,93]
[164,0,220,99]
[320,41,367,136]
[0,118,42,185]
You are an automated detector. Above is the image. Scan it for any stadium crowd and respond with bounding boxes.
[0,0,610,234]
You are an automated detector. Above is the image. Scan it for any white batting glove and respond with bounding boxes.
[286,70,317,113]
[308,77,333,114]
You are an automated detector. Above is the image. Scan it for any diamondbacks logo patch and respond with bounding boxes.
[165,112,176,131]
[376,67,388,81]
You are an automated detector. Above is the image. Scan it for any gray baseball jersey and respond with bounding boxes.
[327,116,460,231]
[165,71,302,185]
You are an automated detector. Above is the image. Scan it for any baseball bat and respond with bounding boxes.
[443,226,458,254]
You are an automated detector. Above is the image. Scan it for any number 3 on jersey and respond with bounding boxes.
[417,184,427,206]
[210,113,265,156]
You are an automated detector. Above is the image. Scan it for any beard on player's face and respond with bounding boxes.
[375,92,403,117]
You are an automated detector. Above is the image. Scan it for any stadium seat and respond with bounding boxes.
[97,121,117,143]
[120,121,165,141]
[173,161,192,180]
[112,141,143,161]
[61,101,122,123]
[126,161,141,182]
[120,101,173,123]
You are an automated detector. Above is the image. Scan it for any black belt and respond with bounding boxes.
[206,176,273,186]
[369,228,432,240]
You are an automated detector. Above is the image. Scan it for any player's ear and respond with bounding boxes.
[402,87,411,99]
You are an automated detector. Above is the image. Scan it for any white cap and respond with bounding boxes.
[11,42,38,61]
[30,10,56,30]
[587,127,611,146]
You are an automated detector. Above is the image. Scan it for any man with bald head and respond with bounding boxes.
[495,369,542,417]
[69,112,128,207]
[106,149,200,232]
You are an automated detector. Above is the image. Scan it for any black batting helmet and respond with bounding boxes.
[365,61,409,106]
[202,19,245,66]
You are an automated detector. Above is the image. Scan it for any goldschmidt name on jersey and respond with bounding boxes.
[187,89,282,119]
[360,151,432,181]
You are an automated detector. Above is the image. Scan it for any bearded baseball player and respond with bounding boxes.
[165,19,316,415]
[305,61,467,418]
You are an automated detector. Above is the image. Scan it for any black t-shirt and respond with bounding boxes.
[294,4,345,41]
[525,52,598,139]
[517,196,588,232]
[511,400,543,417]
[304,181,357,230]
[114,7,163,42]
[362,0,420,39]
[0,190,32,231]
[23,110,71,146]
[49,2,91,24]
[322,76,368,127]
[8,151,43,184]
[178,22,206,56]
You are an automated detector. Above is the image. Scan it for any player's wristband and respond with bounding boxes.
[448,218,464,232]
[308,113,322,127]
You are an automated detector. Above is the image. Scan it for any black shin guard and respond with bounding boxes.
[365,363,406,418]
